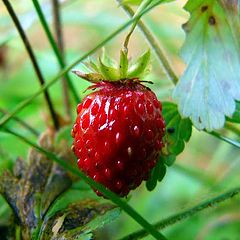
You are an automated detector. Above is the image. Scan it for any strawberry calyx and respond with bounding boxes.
[72,49,151,83]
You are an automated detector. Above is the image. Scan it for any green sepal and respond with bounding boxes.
[83,59,99,73]
[128,49,151,78]
[119,49,129,79]
[101,48,118,68]
[72,70,105,83]
[99,57,120,81]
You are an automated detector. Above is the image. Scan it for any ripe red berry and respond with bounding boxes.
[71,80,165,197]
[72,80,165,196]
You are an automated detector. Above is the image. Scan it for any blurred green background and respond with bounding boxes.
[0,0,240,239]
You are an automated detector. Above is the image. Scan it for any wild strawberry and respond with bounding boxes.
[71,50,165,197]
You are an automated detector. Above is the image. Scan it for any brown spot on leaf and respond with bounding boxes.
[208,16,216,25]
[201,5,208,12]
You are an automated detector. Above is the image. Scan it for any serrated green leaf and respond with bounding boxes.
[99,57,120,80]
[120,50,129,79]
[162,102,192,156]
[127,49,151,78]
[173,0,240,131]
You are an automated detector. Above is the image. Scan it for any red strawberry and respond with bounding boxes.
[71,80,165,197]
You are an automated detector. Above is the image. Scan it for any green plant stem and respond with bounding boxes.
[118,0,178,85]
[0,108,39,136]
[51,0,72,120]
[2,127,167,240]
[32,0,80,105]
[0,0,164,128]
[2,0,60,131]
[207,131,240,149]
[119,186,240,240]
[123,0,153,51]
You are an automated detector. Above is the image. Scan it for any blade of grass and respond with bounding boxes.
[0,108,39,136]
[1,126,167,240]
[0,0,165,128]
[119,186,240,240]
[32,0,80,105]
[2,0,60,130]
[52,0,72,120]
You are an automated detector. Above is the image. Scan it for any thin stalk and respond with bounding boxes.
[2,126,167,240]
[173,163,216,187]
[119,186,240,240]
[0,108,39,136]
[2,0,60,130]
[32,0,80,104]
[52,0,71,120]
[0,0,164,128]
[117,0,178,84]
[123,0,153,52]
[207,131,240,149]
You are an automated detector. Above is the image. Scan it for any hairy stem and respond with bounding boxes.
[2,126,167,240]
[2,0,60,130]
[117,0,178,85]
[119,186,240,240]
[32,0,80,104]
[0,0,164,128]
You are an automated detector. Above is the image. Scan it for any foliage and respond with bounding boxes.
[0,0,239,239]
[173,0,240,131]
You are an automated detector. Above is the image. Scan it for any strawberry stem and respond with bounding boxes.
[123,0,153,52]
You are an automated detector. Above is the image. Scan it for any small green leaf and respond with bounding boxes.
[162,155,176,167]
[173,0,240,131]
[99,57,120,80]
[162,102,192,156]
[120,49,129,79]
[127,49,151,78]
[146,160,166,191]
